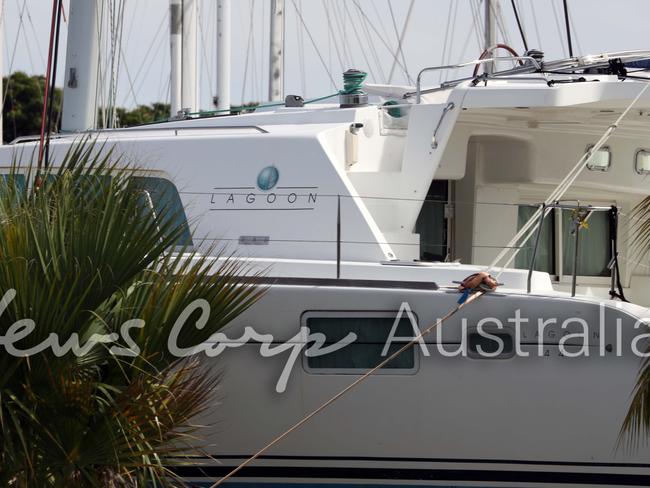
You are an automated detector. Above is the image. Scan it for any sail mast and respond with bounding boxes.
[181,0,199,111]
[268,0,284,101]
[170,0,182,117]
[61,0,100,131]
[216,0,231,112]
[484,0,496,74]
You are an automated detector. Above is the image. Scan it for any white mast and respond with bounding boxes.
[216,0,231,112]
[484,0,496,74]
[170,0,182,116]
[268,0,284,101]
[62,0,100,131]
[181,0,199,111]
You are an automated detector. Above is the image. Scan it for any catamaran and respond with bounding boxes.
[4,0,650,486]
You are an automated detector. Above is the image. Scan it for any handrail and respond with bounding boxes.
[412,56,543,103]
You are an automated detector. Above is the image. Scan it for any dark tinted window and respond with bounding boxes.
[306,315,416,371]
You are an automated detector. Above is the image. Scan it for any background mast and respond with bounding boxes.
[181,0,198,112]
[216,0,231,112]
[170,0,182,117]
[62,0,99,131]
[484,0,496,74]
[268,0,284,101]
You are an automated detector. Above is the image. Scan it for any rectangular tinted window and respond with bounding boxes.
[130,176,192,246]
[515,205,555,274]
[0,174,26,191]
[562,210,610,276]
[305,314,416,371]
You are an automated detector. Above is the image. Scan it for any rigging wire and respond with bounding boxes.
[528,0,543,51]
[350,0,410,82]
[550,0,567,58]
[198,1,215,107]
[510,0,528,52]
[562,0,573,57]
[344,1,381,82]
[290,0,338,88]
[295,0,307,95]
[36,0,60,172]
[321,0,345,75]
[330,0,352,69]
[331,0,350,68]
[468,0,482,53]
[446,0,460,72]
[438,0,454,83]
[241,0,255,103]
[349,0,388,80]
[369,0,392,44]
[122,11,168,106]
[2,0,27,109]
[250,0,259,101]
[44,0,63,167]
[387,0,414,85]
[567,1,583,55]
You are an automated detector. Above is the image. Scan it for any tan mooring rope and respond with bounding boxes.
[209,289,486,486]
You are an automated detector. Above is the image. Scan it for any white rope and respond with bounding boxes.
[489,82,650,277]
[209,290,486,487]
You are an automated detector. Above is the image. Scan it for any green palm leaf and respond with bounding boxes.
[0,138,264,486]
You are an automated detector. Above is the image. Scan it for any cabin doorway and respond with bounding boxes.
[415,180,450,262]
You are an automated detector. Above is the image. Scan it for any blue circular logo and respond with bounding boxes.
[257,166,279,191]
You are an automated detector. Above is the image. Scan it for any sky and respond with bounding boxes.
[3,0,650,111]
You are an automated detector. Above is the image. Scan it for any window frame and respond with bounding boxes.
[129,173,194,250]
[635,148,650,175]
[585,144,612,172]
[467,326,516,360]
[554,206,612,283]
[516,202,614,283]
[300,310,421,376]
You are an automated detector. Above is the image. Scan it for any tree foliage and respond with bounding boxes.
[2,72,172,143]
[0,140,263,486]
[2,71,62,144]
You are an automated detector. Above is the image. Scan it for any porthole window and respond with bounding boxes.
[586,145,611,172]
[635,149,650,175]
